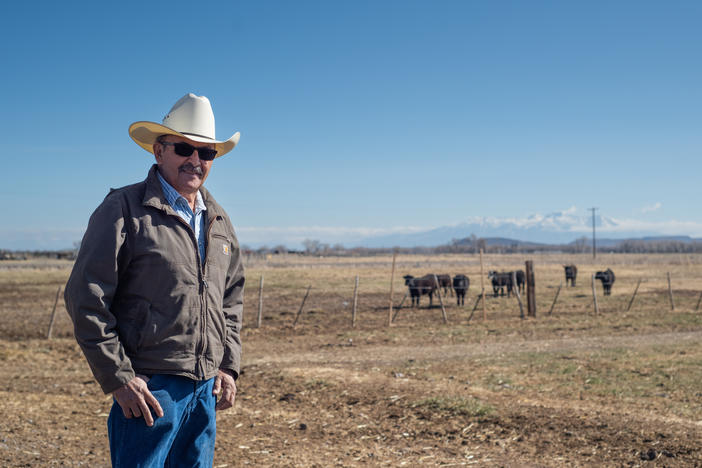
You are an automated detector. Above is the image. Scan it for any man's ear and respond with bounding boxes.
[153,142,162,163]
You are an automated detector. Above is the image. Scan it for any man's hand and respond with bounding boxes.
[112,375,164,427]
[213,369,237,411]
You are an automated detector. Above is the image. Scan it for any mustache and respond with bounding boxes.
[179,163,203,176]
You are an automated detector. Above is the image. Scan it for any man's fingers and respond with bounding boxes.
[226,385,236,403]
[144,391,164,418]
[215,383,236,411]
[214,369,236,411]
[212,375,222,395]
[139,400,154,427]
[215,389,229,410]
[113,376,162,425]
[215,397,231,411]
[225,389,235,407]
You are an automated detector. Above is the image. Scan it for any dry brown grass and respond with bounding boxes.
[1,253,702,466]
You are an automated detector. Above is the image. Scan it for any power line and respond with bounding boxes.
[589,207,598,259]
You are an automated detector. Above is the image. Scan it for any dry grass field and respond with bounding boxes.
[1,253,702,467]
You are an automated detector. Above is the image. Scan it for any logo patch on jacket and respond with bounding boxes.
[222,244,230,255]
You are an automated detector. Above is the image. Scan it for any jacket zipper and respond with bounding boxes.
[197,216,219,376]
[168,209,212,378]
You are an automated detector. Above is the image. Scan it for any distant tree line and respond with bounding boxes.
[608,239,702,254]
[0,249,75,260]
[242,235,702,257]
[4,236,702,261]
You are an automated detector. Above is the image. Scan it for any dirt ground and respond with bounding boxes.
[1,254,702,467]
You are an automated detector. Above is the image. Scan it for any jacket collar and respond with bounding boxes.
[142,165,226,219]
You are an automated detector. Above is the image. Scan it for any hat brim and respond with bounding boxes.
[129,121,240,158]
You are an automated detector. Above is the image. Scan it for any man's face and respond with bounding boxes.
[154,135,215,198]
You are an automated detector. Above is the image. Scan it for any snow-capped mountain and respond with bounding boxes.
[357,210,678,248]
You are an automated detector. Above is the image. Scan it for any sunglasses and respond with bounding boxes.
[160,141,218,161]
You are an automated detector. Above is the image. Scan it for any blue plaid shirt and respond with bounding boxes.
[156,170,207,265]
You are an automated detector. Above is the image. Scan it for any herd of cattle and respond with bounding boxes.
[402,274,469,306]
[402,265,617,307]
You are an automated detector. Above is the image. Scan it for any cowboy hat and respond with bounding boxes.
[129,93,240,158]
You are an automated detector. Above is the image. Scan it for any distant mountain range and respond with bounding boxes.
[447,235,700,249]
[356,211,701,248]
[3,209,702,251]
[579,236,701,248]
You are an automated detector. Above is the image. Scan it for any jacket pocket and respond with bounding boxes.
[208,306,228,357]
[116,299,151,355]
[208,233,232,269]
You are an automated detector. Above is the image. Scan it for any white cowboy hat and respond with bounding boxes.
[129,93,240,158]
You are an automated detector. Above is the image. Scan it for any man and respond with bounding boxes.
[65,93,245,467]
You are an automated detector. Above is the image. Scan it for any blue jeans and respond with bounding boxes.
[108,374,216,468]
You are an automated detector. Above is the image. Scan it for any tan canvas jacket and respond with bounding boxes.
[65,165,245,394]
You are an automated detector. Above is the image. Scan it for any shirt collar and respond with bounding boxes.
[156,169,207,215]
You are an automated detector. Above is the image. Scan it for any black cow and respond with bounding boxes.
[514,270,525,293]
[435,274,453,296]
[595,268,616,295]
[403,274,437,307]
[564,264,577,287]
[488,271,513,297]
[452,274,470,306]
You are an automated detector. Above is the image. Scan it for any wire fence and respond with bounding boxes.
[2,254,702,340]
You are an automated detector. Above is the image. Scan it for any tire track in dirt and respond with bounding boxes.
[244,330,702,368]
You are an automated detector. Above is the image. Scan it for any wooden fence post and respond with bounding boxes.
[480,249,486,320]
[467,293,482,323]
[396,291,408,310]
[256,275,264,328]
[388,252,397,327]
[696,290,702,312]
[626,278,642,312]
[667,272,675,311]
[47,286,62,339]
[525,260,536,318]
[391,292,410,323]
[466,294,480,323]
[471,293,483,313]
[352,275,359,328]
[433,275,448,324]
[591,274,600,315]
[293,285,312,326]
[548,282,562,316]
[512,271,524,319]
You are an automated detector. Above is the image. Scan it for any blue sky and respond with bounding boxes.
[1,1,700,249]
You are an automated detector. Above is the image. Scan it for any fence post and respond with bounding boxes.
[548,282,562,316]
[256,275,264,328]
[388,252,397,327]
[512,271,524,319]
[293,285,312,326]
[46,286,62,339]
[471,293,483,313]
[391,292,410,323]
[396,291,408,310]
[480,249,486,320]
[467,294,480,323]
[525,260,536,317]
[696,290,702,312]
[591,274,600,315]
[626,278,642,312]
[667,272,675,311]
[433,274,448,324]
[352,275,359,328]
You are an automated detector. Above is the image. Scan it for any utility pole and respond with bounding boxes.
[589,207,598,259]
